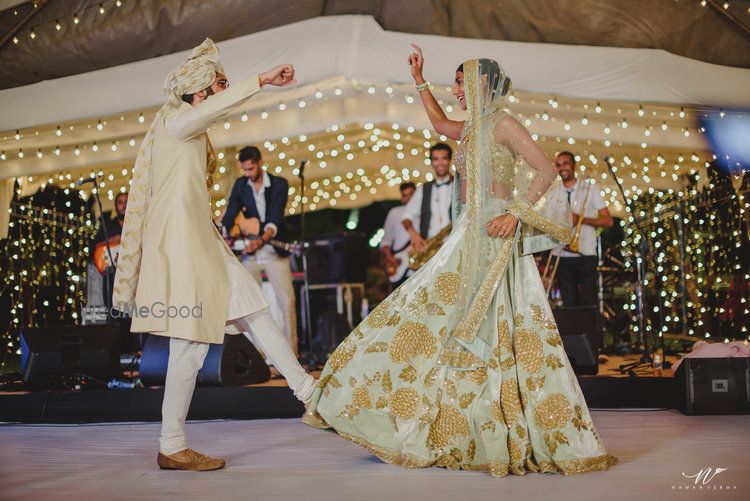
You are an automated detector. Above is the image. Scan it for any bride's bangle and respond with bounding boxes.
[415,81,433,92]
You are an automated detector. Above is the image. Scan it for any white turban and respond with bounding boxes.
[163,38,225,107]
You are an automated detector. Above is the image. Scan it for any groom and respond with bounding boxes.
[113,39,315,471]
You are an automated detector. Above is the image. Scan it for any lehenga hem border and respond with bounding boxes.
[302,408,330,429]
[332,428,617,477]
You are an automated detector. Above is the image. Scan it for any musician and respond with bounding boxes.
[402,143,454,252]
[552,151,613,306]
[221,146,297,354]
[86,192,128,306]
[381,182,416,288]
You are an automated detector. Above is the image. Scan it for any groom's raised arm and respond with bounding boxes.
[167,76,261,141]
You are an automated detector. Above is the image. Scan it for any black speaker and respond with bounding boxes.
[676,357,750,415]
[551,306,600,375]
[303,233,368,283]
[20,324,120,386]
[139,334,271,387]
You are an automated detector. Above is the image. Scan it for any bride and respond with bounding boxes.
[303,44,617,477]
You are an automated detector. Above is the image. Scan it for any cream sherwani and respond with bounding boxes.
[120,77,266,343]
[114,72,314,456]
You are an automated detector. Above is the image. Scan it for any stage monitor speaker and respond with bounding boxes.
[20,324,120,386]
[139,334,271,387]
[303,233,368,283]
[551,306,600,375]
[675,357,750,415]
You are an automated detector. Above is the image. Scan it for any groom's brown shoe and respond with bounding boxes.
[157,448,226,471]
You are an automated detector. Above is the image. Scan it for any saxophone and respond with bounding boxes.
[408,224,452,271]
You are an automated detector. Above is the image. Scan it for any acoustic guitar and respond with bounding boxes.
[227,215,302,257]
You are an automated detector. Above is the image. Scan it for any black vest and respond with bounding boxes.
[419,180,453,239]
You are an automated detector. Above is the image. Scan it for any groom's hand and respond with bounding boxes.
[259,64,297,87]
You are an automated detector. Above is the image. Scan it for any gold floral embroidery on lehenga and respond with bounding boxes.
[303,189,616,478]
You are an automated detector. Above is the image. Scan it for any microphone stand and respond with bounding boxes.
[297,160,316,368]
[90,176,116,320]
[604,157,666,376]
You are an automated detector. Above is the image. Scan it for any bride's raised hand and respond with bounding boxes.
[408,43,425,84]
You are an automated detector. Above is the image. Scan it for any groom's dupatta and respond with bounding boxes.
[438,59,572,370]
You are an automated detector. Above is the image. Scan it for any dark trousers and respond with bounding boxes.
[556,255,598,307]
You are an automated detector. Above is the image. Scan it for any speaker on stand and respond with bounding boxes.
[292,232,368,365]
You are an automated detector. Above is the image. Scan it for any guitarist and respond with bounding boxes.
[86,192,128,306]
[380,182,415,289]
[221,146,298,355]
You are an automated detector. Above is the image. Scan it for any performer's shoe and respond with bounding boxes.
[301,401,329,429]
[157,448,226,471]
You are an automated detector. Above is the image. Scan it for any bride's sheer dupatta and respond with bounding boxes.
[439,58,572,370]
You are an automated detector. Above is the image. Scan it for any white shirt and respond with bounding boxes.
[401,178,453,239]
[552,178,607,257]
[380,205,411,253]
[247,171,279,263]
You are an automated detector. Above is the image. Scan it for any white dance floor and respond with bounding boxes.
[1,410,748,500]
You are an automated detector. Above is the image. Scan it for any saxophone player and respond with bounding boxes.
[552,151,614,306]
[402,143,454,252]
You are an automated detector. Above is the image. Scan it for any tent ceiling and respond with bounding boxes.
[0,13,738,219]
[1,0,749,90]
[2,15,749,134]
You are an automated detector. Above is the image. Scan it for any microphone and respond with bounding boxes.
[298,159,308,176]
[77,176,97,187]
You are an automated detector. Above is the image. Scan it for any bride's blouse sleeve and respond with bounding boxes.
[495,114,571,243]
[494,114,557,205]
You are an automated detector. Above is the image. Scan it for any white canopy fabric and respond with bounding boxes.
[1,15,749,132]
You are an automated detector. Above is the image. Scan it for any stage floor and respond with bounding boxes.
[1,410,747,500]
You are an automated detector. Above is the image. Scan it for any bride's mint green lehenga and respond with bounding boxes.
[303,59,617,477]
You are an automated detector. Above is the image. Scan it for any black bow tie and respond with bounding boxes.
[435,182,451,188]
